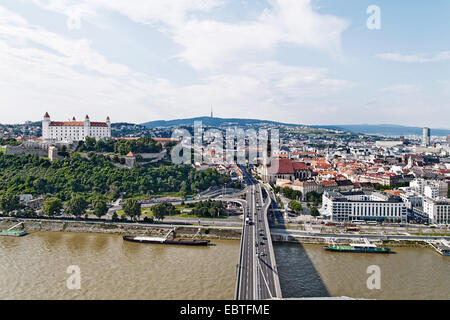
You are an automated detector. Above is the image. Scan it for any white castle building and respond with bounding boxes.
[42,112,111,142]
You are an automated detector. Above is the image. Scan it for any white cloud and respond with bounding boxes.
[31,0,224,28]
[167,0,349,70]
[376,52,450,63]
[380,84,419,94]
[0,6,131,77]
[30,0,349,71]
[0,4,353,124]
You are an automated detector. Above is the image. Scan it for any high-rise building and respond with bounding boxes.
[447,135,450,144]
[422,127,430,147]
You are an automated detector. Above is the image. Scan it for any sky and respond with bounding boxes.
[0,0,449,128]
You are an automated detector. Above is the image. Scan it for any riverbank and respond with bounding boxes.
[271,231,448,248]
[2,218,447,248]
[0,218,242,240]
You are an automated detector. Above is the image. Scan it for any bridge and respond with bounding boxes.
[235,167,282,300]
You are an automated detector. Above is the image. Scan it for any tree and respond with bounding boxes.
[306,191,321,203]
[288,200,303,214]
[310,207,320,217]
[281,187,302,200]
[43,197,63,216]
[92,198,108,219]
[152,203,167,221]
[0,193,20,214]
[66,196,88,217]
[123,199,141,221]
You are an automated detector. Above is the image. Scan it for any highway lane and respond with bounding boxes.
[255,184,278,300]
[236,166,282,300]
[237,183,254,300]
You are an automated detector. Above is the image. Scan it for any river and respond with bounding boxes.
[1,232,449,300]
[274,243,450,300]
[0,232,239,300]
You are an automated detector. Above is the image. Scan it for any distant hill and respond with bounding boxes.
[310,124,450,137]
[141,117,301,128]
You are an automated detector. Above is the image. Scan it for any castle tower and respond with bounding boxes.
[84,115,90,140]
[106,116,111,137]
[42,112,51,141]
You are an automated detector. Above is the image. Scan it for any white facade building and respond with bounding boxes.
[322,191,407,223]
[423,198,450,225]
[42,112,111,143]
[410,179,448,198]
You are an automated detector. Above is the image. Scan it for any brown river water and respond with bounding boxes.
[0,232,448,299]
[0,232,239,300]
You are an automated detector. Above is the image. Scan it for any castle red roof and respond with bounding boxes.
[49,121,108,127]
[50,121,84,127]
[91,122,108,127]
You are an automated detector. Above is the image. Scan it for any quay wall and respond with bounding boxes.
[270,233,431,247]
[0,219,242,240]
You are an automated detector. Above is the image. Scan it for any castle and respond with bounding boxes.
[42,112,111,143]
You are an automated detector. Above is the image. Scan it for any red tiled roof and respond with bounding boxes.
[50,121,84,127]
[314,163,333,169]
[91,122,108,127]
[321,180,338,187]
[49,121,108,127]
[292,162,308,170]
[267,158,294,174]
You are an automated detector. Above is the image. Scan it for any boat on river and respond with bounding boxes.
[123,235,210,246]
[123,227,210,246]
[323,238,393,254]
[324,243,393,254]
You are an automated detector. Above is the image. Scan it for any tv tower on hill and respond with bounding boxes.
[210,105,214,118]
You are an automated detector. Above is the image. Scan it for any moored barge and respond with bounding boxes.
[123,235,210,246]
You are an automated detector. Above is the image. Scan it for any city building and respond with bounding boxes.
[261,158,311,183]
[422,127,431,147]
[42,112,111,143]
[410,179,448,198]
[322,190,408,223]
[291,180,322,200]
[423,198,450,224]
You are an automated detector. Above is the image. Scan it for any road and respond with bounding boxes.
[271,228,450,241]
[236,167,282,300]
[237,183,256,300]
